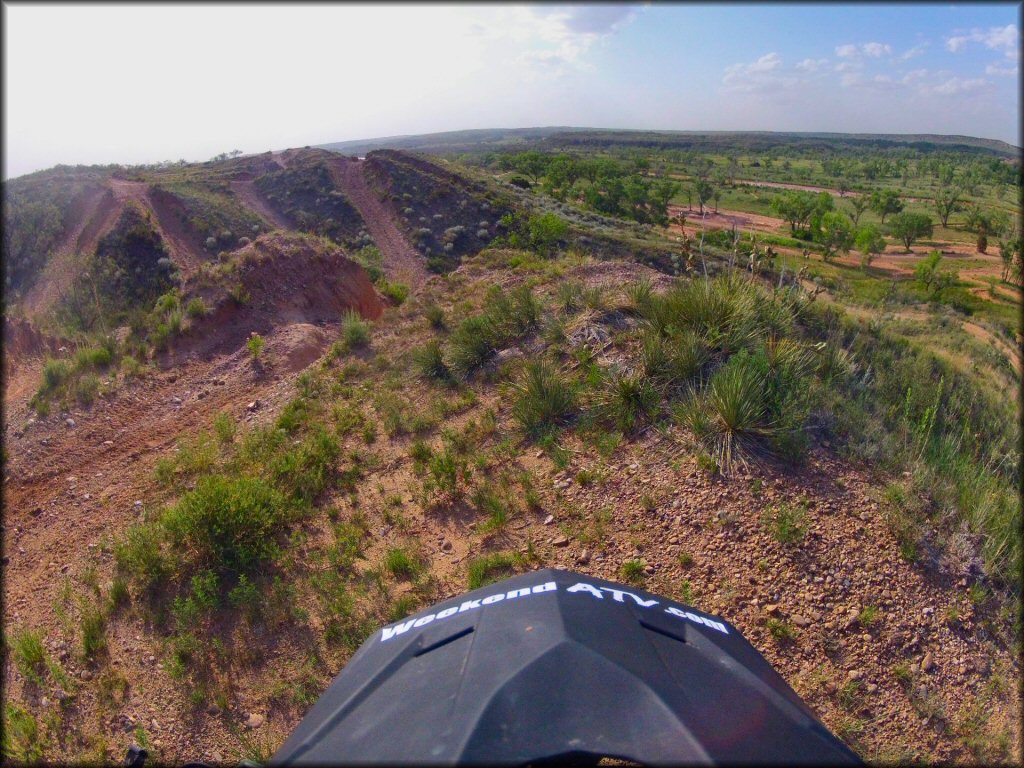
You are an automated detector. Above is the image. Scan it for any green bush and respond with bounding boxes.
[379,281,409,305]
[246,333,265,359]
[161,475,293,573]
[412,340,452,383]
[41,358,70,391]
[186,297,208,318]
[341,309,370,350]
[424,303,446,330]
[511,360,577,438]
[74,345,113,369]
[269,428,340,503]
[72,373,101,405]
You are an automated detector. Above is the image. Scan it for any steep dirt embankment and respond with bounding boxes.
[145,187,212,273]
[166,232,384,364]
[21,184,115,320]
[327,156,428,287]
[229,179,294,231]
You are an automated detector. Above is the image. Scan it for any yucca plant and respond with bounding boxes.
[678,353,778,472]
[412,340,452,383]
[511,360,577,439]
[593,368,660,433]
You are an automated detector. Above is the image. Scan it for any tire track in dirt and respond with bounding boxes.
[327,156,428,288]
[230,180,293,231]
[21,184,115,320]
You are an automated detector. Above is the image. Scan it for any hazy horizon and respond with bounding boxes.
[4,3,1021,180]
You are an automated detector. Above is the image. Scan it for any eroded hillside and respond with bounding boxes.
[2,146,1020,765]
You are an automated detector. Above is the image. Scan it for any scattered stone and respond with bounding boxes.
[792,615,811,628]
[207,704,222,716]
[552,535,569,547]
[865,683,878,694]
[922,652,935,672]
[765,604,781,616]
[578,550,591,565]
[543,515,554,526]
[247,400,260,411]
[847,669,863,681]
[172,397,182,405]
[103,440,114,446]
[440,541,453,553]
[246,713,265,730]
[65,418,76,428]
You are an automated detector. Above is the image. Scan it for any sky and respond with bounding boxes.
[3,2,1021,179]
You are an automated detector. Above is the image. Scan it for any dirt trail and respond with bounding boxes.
[21,185,115,320]
[327,157,428,288]
[229,180,293,231]
[668,205,788,238]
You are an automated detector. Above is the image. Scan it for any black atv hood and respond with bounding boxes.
[271,568,859,765]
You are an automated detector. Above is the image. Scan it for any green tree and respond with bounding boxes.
[848,195,870,225]
[932,187,963,228]
[815,211,854,261]
[964,207,1008,254]
[694,179,714,216]
[512,151,549,183]
[889,212,933,252]
[527,213,568,257]
[914,250,955,296]
[996,229,1022,283]
[854,224,886,269]
[869,189,903,223]
[770,190,819,235]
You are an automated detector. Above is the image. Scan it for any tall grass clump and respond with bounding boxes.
[511,360,577,439]
[446,285,540,379]
[341,309,371,350]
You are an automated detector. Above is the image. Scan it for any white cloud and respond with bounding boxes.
[795,57,828,72]
[834,61,861,73]
[899,43,928,61]
[722,52,798,93]
[930,77,989,96]
[984,62,1018,76]
[945,24,1019,58]
[836,42,892,59]
[902,68,929,84]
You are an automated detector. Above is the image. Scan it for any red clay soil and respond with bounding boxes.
[668,205,789,239]
[327,157,429,288]
[229,180,294,231]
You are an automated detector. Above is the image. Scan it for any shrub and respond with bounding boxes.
[412,340,452,383]
[593,369,659,432]
[185,297,208,318]
[74,345,113,369]
[447,286,539,378]
[213,412,235,444]
[269,428,340,503]
[424,303,446,330]
[379,281,409,305]
[72,373,101,405]
[511,361,577,438]
[246,333,265,359]
[42,358,70,391]
[161,475,293,573]
[474,484,510,533]
[341,309,370,350]
[80,602,107,659]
